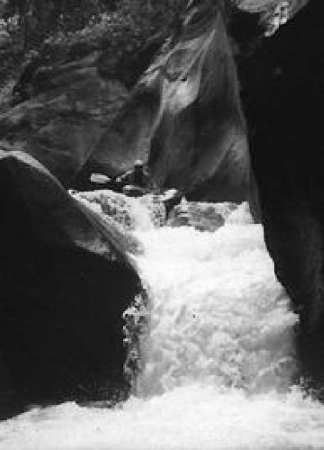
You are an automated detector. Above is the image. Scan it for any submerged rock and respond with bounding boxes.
[0,150,144,418]
[167,200,238,231]
[73,189,167,231]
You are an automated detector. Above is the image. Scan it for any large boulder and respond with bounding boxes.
[0,53,128,186]
[238,1,324,392]
[0,148,144,418]
[92,0,253,203]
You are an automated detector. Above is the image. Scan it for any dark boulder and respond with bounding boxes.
[239,1,324,392]
[0,149,144,418]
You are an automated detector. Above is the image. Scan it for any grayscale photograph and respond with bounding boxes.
[0,0,323,448]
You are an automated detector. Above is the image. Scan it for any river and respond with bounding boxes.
[1,198,324,449]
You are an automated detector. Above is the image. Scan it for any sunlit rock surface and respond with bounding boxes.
[0,150,143,417]
[233,0,309,15]
[92,0,252,203]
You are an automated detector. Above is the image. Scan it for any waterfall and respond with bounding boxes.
[134,203,297,397]
[1,195,324,449]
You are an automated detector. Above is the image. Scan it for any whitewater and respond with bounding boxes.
[1,198,324,450]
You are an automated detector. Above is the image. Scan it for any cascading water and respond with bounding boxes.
[1,193,324,450]
[135,203,297,398]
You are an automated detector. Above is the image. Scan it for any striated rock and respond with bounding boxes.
[0,53,128,186]
[0,149,144,418]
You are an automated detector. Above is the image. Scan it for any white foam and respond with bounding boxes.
[2,387,324,450]
[2,201,324,450]
[134,220,297,396]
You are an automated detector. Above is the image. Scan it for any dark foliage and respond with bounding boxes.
[0,0,186,96]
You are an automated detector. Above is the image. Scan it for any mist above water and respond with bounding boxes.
[1,199,324,450]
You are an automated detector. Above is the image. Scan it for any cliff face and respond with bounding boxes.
[0,53,128,185]
[0,0,310,200]
[0,0,255,203]
[238,0,324,391]
[92,0,252,202]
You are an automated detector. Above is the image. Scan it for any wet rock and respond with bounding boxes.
[167,200,238,231]
[73,189,167,231]
[0,150,144,418]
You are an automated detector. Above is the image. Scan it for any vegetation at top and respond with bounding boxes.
[0,0,186,92]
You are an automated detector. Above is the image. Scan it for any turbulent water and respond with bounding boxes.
[2,198,324,449]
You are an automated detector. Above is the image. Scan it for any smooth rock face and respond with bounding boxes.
[92,0,253,203]
[0,0,257,203]
[0,1,309,202]
[240,1,324,391]
[0,54,128,186]
[0,150,143,417]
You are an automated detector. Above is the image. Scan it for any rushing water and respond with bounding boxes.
[1,197,324,449]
